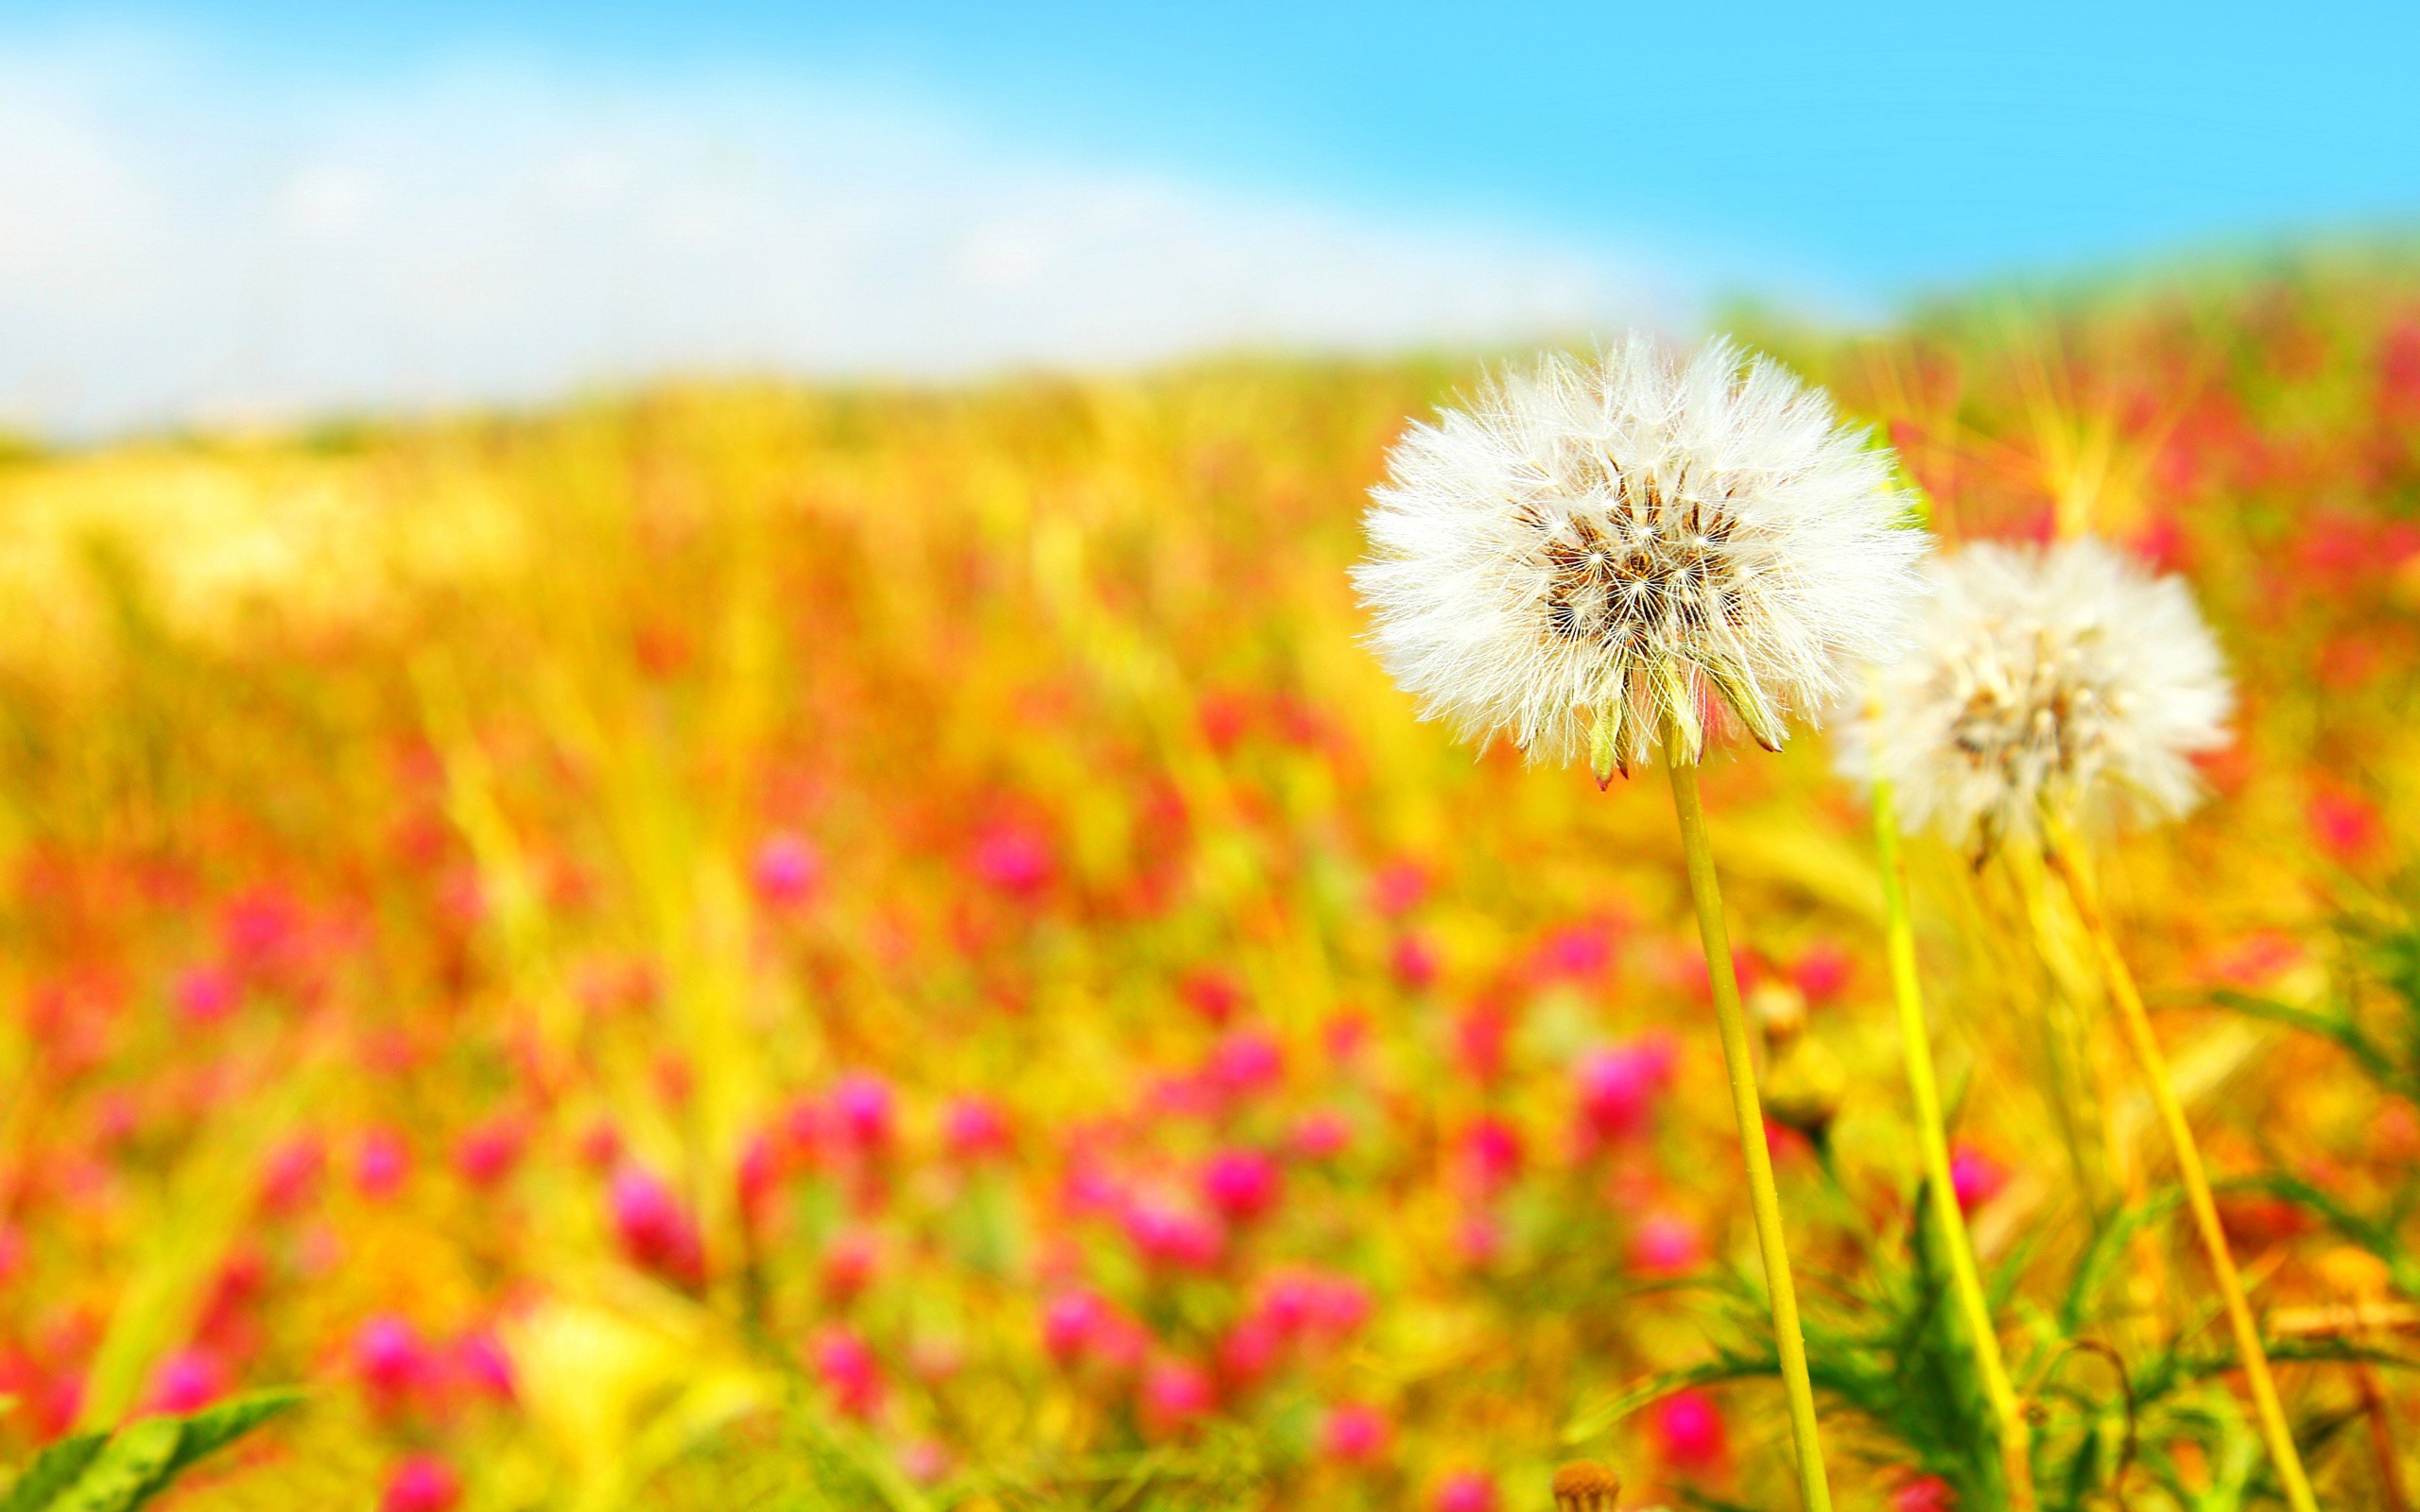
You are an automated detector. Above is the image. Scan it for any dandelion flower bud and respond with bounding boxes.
[1356,336,1926,781]
[1549,1460,1621,1512]
[1840,537,2232,856]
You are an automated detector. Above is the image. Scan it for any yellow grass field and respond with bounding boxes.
[5,260,2420,1511]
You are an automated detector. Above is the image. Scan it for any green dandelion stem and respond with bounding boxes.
[1665,740,1833,1512]
[1873,779,2035,1511]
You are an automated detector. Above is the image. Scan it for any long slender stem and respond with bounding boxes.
[1873,782,2036,1511]
[1666,751,1832,1512]
[2042,836,2321,1512]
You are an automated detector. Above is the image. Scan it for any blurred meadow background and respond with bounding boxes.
[5,7,2420,1512]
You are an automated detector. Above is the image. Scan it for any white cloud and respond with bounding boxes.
[0,38,1686,437]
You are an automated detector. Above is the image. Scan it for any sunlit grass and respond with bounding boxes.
[3,266,2418,1511]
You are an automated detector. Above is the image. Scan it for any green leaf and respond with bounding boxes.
[2062,1189,2185,1333]
[0,1434,106,1512]
[157,1391,303,1486]
[1563,1357,1768,1445]
[0,1392,298,1512]
[53,1418,181,1512]
[2209,988,2413,1099]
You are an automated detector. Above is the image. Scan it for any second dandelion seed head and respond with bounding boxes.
[1841,536,2234,857]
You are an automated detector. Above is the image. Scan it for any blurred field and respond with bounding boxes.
[4,259,2420,1512]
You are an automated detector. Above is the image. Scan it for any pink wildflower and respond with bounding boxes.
[146,1348,227,1414]
[1576,1035,1677,1143]
[1950,1144,2009,1212]
[1321,1401,1392,1464]
[382,1455,462,1512]
[1141,1359,1217,1435]
[814,1327,883,1418]
[354,1314,427,1401]
[1200,1148,1281,1224]
[752,833,823,906]
[1632,1211,1703,1275]
[832,1072,894,1150]
[943,1096,1010,1160]
[174,966,239,1025]
[356,1127,410,1199]
[609,1165,706,1287]
[1651,1389,1728,1470]
[1434,1470,1501,1512]
[969,824,1053,896]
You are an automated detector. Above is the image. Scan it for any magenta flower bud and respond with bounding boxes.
[1312,1276,1373,1335]
[821,1228,879,1300]
[900,1440,951,1486]
[942,1096,1010,1160]
[1217,1314,1282,1383]
[1390,932,1439,988]
[813,1327,883,1418]
[1205,1030,1283,1098]
[1042,1291,1102,1364]
[1179,967,1243,1025]
[175,965,239,1025]
[1791,939,1853,1003]
[1121,1196,1223,1271]
[381,1454,462,1512]
[1456,1117,1524,1198]
[1575,1034,1678,1143]
[752,833,823,906]
[1534,920,1616,979]
[355,1314,426,1399]
[1260,1272,1319,1335]
[356,1127,410,1200]
[577,1121,622,1171]
[969,824,1053,896]
[1199,1148,1280,1224]
[1453,1005,1512,1084]
[452,1117,527,1189]
[609,1165,705,1287]
[1434,1470,1500,1512]
[1893,1477,1955,1512]
[1371,858,1429,916]
[1141,1359,1216,1435]
[831,1072,894,1150]
[221,886,302,973]
[1651,1389,1728,1470]
[146,1348,227,1414]
[1321,1401,1392,1465]
[1631,1211,1703,1275]
[259,1136,325,1216]
[736,1131,784,1220]
[455,1331,515,1401]
[1288,1109,1350,1160]
[1950,1143,2009,1212]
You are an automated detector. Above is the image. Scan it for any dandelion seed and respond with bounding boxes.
[1356,335,1925,780]
[1840,537,2231,855]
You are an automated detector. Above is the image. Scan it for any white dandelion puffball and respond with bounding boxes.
[1839,537,2234,854]
[1353,335,1928,777]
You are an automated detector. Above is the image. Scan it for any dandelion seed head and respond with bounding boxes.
[1354,335,1926,773]
[1840,537,2233,854]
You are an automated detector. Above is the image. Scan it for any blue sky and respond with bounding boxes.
[4,3,2416,432]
